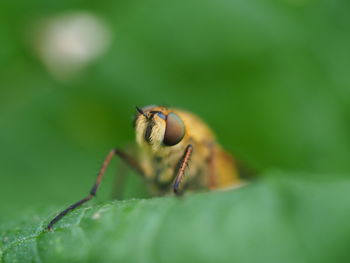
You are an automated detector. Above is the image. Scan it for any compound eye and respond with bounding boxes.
[163,113,185,146]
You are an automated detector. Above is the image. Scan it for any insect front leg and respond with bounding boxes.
[172,144,193,195]
[46,148,145,230]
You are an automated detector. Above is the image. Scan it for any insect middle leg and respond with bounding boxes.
[46,148,145,230]
[172,144,193,195]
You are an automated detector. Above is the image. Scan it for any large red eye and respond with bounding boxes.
[163,113,185,146]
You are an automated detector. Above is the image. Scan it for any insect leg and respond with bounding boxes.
[172,144,193,195]
[46,148,144,230]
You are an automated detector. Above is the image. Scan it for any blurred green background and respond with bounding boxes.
[1,0,350,222]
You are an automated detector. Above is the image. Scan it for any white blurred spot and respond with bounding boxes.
[33,12,111,81]
[91,212,101,220]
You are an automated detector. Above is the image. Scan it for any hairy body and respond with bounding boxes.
[134,106,240,195]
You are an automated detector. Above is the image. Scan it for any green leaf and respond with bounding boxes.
[1,173,350,263]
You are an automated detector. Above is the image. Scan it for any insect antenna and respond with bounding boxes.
[136,106,148,119]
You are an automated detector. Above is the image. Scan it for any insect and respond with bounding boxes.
[47,105,242,230]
